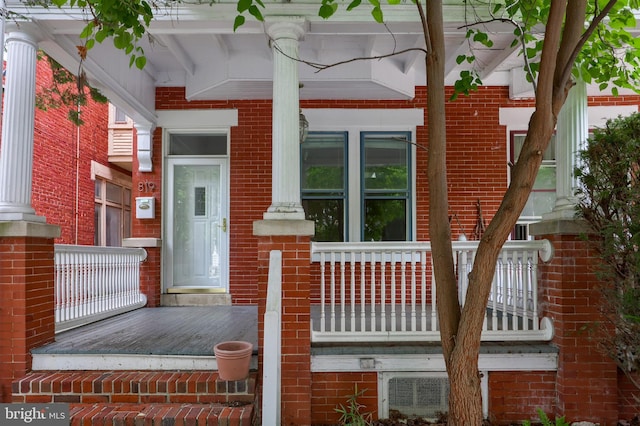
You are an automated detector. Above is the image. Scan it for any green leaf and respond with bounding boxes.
[248,5,263,21]
[456,54,466,65]
[233,15,246,32]
[113,35,125,49]
[79,22,94,39]
[492,3,502,14]
[371,6,383,23]
[85,39,95,50]
[135,56,146,70]
[319,3,338,19]
[346,0,361,11]
[95,29,108,43]
[237,0,251,14]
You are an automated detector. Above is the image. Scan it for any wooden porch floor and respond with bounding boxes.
[31,306,258,370]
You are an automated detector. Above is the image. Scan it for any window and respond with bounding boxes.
[362,132,411,241]
[301,132,347,242]
[511,132,556,239]
[114,106,128,123]
[169,133,228,156]
[301,131,412,242]
[94,178,132,246]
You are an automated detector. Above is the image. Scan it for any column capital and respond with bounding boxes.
[5,31,37,47]
[265,16,307,41]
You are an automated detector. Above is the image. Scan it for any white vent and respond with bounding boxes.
[379,372,488,420]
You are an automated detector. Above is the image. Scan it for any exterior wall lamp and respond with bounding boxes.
[299,109,309,143]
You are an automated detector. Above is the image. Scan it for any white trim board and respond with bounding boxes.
[311,352,557,372]
[157,109,238,129]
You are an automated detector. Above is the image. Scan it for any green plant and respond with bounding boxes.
[334,384,372,426]
[522,408,570,426]
[575,112,640,379]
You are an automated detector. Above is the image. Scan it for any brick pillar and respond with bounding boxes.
[255,219,314,426]
[0,221,60,402]
[531,219,618,424]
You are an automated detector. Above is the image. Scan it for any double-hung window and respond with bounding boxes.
[301,132,347,242]
[92,161,132,247]
[301,130,412,242]
[94,179,132,246]
[362,132,411,241]
[511,132,556,239]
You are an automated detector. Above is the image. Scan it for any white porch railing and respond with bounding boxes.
[262,250,282,426]
[54,245,148,333]
[311,240,554,343]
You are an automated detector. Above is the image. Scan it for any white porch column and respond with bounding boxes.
[0,31,44,222]
[543,79,588,220]
[263,17,307,220]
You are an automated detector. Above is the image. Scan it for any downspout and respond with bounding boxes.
[75,104,80,244]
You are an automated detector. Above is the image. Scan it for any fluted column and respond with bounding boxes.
[543,80,588,220]
[263,17,307,220]
[0,31,44,222]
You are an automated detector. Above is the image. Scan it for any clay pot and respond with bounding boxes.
[213,341,253,381]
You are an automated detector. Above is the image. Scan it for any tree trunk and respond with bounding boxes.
[422,1,585,424]
[423,0,480,423]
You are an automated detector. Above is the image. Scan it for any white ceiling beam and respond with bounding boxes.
[479,42,519,80]
[154,34,196,76]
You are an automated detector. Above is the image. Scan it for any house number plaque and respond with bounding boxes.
[138,181,156,193]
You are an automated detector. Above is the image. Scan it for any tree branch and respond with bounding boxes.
[557,0,619,91]
[269,38,427,73]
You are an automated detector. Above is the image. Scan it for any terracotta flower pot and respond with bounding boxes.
[213,341,253,381]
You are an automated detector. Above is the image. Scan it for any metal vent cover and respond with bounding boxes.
[379,371,488,420]
[388,375,449,418]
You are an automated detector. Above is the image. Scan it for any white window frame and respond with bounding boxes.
[302,109,423,242]
[91,161,132,246]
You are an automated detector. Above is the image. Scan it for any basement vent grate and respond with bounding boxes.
[388,375,449,419]
[379,371,487,420]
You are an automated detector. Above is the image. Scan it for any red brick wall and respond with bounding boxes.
[0,235,56,402]
[537,232,619,424]
[256,234,312,425]
[30,56,117,244]
[311,372,378,425]
[130,130,163,305]
[618,369,640,420]
[488,371,557,425]
[152,86,537,304]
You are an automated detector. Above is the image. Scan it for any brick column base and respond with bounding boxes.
[254,219,314,426]
[0,221,59,402]
[532,219,618,424]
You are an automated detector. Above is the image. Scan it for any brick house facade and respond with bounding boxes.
[0,11,639,424]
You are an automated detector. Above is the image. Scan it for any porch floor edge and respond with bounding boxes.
[31,354,259,371]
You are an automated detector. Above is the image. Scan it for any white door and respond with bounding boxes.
[166,158,228,291]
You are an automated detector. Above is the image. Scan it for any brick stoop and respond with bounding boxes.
[68,403,253,425]
[11,371,257,426]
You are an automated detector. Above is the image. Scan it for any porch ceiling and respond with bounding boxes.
[4,1,598,124]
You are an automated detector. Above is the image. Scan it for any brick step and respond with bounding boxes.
[12,371,257,405]
[68,402,253,426]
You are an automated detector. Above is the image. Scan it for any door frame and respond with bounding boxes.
[163,155,230,294]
